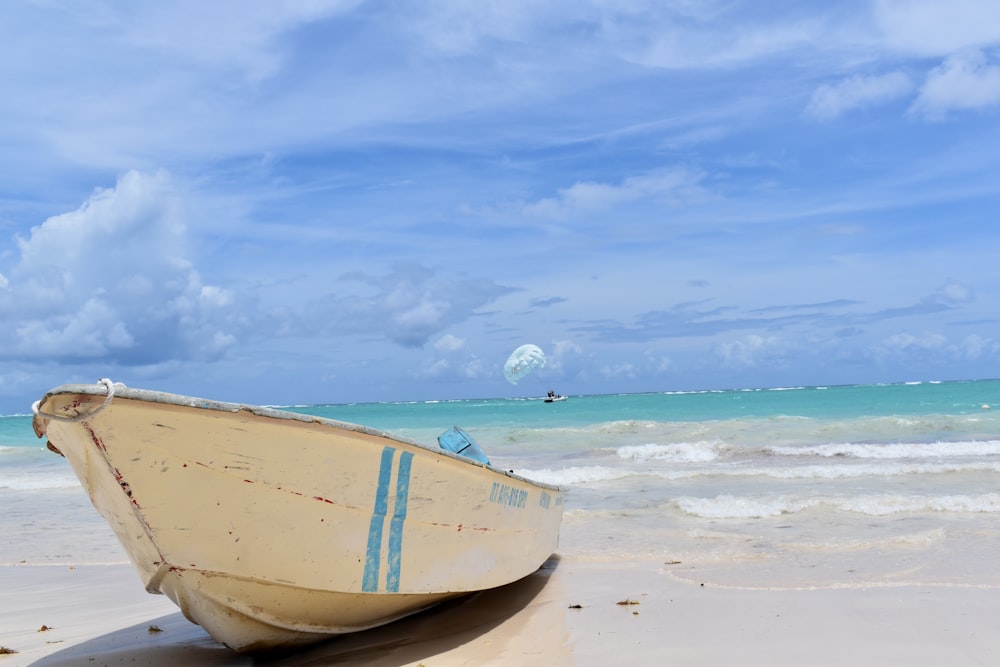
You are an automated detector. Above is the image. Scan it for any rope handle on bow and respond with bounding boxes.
[32,378,123,423]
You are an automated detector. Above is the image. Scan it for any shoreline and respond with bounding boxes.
[4,557,1000,666]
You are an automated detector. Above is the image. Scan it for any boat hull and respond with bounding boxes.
[33,384,564,651]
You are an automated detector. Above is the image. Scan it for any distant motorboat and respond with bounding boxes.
[543,392,567,403]
[32,380,565,652]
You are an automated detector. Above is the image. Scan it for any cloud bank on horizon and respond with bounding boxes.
[2,0,1000,411]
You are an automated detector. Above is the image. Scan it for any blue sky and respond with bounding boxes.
[2,1,1000,413]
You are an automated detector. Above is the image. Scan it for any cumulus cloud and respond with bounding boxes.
[875,331,954,366]
[551,339,583,357]
[806,71,912,120]
[434,333,466,352]
[0,170,242,364]
[871,331,999,372]
[877,331,999,363]
[416,357,451,378]
[645,350,673,373]
[543,339,584,375]
[714,335,786,369]
[882,332,948,352]
[415,334,493,381]
[0,170,517,375]
[910,49,1000,119]
[956,334,996,359]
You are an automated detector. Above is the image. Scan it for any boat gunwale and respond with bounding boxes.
[37,383,564,492]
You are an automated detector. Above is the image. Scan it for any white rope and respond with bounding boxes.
[32,378,123,423]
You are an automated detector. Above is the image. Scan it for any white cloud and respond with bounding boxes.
[600,362,638,379]
[314,266,514,348]
[435,334,466,352]
[551,339,583,358]
[523,168,704,219]
[393,299,449,331]
[0,170,241,363]
[645,350,673,374]
[415,337,490,382]
[402,1,549,57]
[418,358,451,378]
[881,332,948,352]
[714,335,785,369]
[910,49,1000,119]
[875,0,1000,56]
[460,357,490,379]
[14,298,134,358]
[606,5,824,70]
[878,332,999,363]
[199,285,234,308]
[115,2,363,84]
[544,339,584,374]
[957,334,995,360]
[925,280,975,306]
[806,71,912,120]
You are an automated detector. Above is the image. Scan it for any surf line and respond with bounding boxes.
[363,446,414,593]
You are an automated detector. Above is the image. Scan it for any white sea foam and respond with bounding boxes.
[520,459,1000,487]
[1,472,82,491]
[674,492,1000,518]
[836,493,1000,515]
[769,440,1000,459]
[675,494,817,518]
[732,460,1000,480]
[615,441,723,463]
[515,466,632,485]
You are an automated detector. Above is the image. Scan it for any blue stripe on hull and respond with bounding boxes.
[386,451,414,592]
[362,447,413,593]
[362,446,396,592]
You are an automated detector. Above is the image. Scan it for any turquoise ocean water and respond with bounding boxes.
[4,379,1000,589]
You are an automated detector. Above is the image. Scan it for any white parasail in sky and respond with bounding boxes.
[503,344,546,385]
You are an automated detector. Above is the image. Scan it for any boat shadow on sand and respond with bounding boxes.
[32,556,566,667]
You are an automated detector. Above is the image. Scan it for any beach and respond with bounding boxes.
[6,547,1000,665]
[4,381,1000,664]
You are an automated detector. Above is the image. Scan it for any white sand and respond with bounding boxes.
[3,557,999,666]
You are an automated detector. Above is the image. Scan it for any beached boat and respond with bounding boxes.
[32,380,564,652]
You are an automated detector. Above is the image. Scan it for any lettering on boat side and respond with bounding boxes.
[489,482,528,509]
[362,447,414,593]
